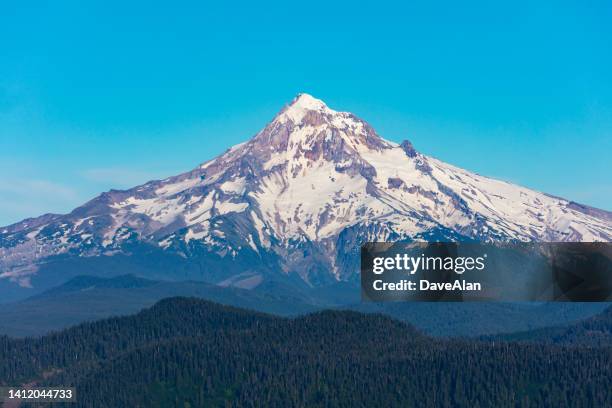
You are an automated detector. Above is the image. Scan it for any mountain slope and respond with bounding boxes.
[1,94,611,290]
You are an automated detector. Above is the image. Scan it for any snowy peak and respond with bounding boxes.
[274,93,332,126]
[281,93,331,121]
[292,92,327,108]
[251,93,393,160]
[1,94,612,289]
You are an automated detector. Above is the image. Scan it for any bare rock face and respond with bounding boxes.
[1,93,611,290]
[387,177,405,189]
[400,140,418,158]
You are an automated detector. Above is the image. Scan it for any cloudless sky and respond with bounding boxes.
[1,0,610,225]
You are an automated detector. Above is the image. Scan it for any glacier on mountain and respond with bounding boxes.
[1,93,611,288]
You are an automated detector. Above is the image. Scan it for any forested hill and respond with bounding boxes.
[1,298,611,407]
[486,305,612,346]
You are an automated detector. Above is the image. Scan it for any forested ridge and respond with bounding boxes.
[1,298,610,407]
[2,274,608,338]
[485,304,612,346]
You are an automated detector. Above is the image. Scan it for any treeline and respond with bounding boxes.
[486,305,612,346]
[0,298,610,407]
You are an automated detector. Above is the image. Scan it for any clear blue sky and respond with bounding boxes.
[1,0,610,225]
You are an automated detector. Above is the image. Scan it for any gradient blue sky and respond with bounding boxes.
[1,0,611,225]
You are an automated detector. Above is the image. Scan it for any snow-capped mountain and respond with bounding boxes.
[1,94,611,289]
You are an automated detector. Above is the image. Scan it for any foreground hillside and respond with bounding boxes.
[1,298,610,407]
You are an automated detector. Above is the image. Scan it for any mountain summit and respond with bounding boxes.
[1,94,611,289]
[282,93,330,118]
